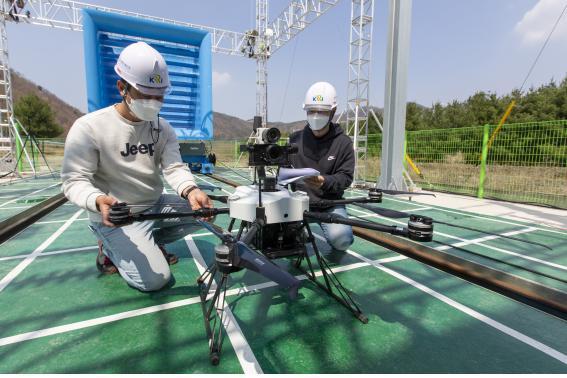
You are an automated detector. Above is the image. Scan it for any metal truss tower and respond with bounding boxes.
[346,0,374,186]
[0,0,38,175]
[0,4,14,173]
[256,0,269,126]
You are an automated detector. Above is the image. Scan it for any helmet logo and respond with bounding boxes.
[149,74,162,84]
[312,95,324,102]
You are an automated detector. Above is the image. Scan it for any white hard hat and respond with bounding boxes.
[303,82,337,112]
[114,41,171,96]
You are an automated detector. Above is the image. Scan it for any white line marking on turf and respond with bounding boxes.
[0,209,84,294]
[434,227,537,251]
[0,182,60,208]
[185,235,263,374]
[312,233,567,365]
[0,296,204,348]
[0,246,98,262]
[347,206,565,271]
[399,206,432,212]
[0,206,33,210]
[0,231,227,262]
[35,217,89,225]
[0,246,404,350]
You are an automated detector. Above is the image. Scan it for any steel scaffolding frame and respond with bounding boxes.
[0,0,407,185]
[346,0,374,186]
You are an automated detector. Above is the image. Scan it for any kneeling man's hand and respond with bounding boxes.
[186,188,215,221]
[96,195,119,227]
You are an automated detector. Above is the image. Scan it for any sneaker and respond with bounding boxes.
[158,244,179,265]
[96,240,118,275]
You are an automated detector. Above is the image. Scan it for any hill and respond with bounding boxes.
[11,70,83,138]
[11,71,308,139]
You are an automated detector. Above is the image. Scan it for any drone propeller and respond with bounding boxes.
[310,188,434,211]
[380,189,436,196]
[356,185,437,197]
[352,203,552,250]
[197,220,300,298]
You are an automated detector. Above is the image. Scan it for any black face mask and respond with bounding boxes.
[303,124,335,161]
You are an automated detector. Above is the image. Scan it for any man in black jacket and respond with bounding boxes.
[289,82,355,252]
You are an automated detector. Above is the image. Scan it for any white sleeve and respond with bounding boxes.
[160,120,197,196]
[60,120,106,213]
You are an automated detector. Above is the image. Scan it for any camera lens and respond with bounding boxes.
[263,128,281,143]
[266,144,283,162]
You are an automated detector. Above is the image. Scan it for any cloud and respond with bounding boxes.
[515,0,567,44]
[212,71,231,88]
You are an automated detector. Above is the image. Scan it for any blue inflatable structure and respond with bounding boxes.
[82,9,215,173]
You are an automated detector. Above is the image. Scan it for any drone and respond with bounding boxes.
[108,120,547,365]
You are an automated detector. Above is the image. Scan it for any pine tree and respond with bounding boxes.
[14,94,62,138]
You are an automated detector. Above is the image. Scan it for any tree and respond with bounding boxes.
[14,94,62,138]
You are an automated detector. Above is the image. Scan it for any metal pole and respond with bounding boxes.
[377,0,412,191]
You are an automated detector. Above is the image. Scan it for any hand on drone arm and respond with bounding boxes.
[96,195,120,227]
[183,187,215,221]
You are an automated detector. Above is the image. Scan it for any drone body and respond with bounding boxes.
[228,183,309,224]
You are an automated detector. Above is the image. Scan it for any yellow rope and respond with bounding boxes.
[405,153,423,178]
[485,100,516,156]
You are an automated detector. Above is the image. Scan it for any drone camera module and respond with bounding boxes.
[257,127,281,144]
[242,142,298,166]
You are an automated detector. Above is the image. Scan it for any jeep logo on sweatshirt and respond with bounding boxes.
[120,142,155,157]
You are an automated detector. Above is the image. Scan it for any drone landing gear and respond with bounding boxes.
[196,220,301,366]
[197,244,241,366]
[297,221,368,324]
[195,215,370,365]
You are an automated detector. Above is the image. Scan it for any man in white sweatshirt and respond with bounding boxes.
[61,41,213,291]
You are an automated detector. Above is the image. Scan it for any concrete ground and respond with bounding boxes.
[405,190,567,231]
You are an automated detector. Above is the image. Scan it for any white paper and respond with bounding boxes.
[278,167,320,185]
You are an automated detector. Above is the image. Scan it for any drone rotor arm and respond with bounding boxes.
[109,202,229,225]
[234,241,300,299]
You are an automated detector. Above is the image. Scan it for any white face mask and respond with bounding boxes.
[307,112,330,131]
[127,98,163,121]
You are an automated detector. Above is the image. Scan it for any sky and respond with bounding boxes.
[6,0,567,122]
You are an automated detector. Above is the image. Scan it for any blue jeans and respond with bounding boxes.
[89,194,201,292]
[315,205,354,252]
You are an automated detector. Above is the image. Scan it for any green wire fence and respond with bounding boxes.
[367,120,567,208]
[39,120,567,208]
